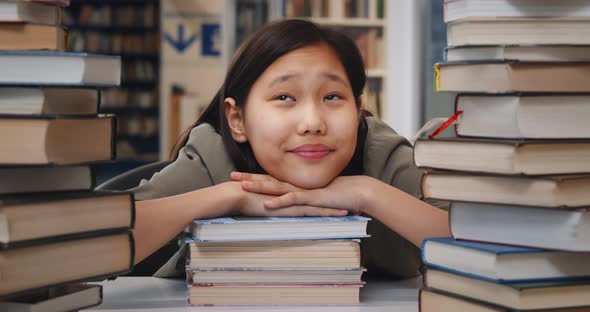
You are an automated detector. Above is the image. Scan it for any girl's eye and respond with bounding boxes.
[274,94,294,101]
[324,94,341,101]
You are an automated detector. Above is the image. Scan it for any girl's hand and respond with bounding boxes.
[230,172,374,215]
[224,181,348,217]
[230,171,302,195]
[256,176,377,215]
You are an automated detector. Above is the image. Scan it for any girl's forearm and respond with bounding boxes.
[133,182,239,263]
[364,179,451,248]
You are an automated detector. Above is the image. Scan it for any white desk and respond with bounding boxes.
[86,277,421,312]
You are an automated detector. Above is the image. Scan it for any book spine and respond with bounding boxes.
[329,0,344,18]
[0,212,9,245]
[420,239,429,266]
[0,231,134,300]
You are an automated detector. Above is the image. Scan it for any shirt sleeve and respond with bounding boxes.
[129,142,215,201]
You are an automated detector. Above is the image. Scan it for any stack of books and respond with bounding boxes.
[415,0,590,311]
[185,216,370,305]
[0,1,134,311]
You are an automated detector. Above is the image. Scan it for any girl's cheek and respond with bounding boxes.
[247,113,289,141]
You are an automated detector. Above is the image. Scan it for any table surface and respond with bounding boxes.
[86,277,422,312]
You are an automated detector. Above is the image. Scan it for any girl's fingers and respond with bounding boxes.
[269,205,348,217]
[241,180,297,195]
[264,191,310,209]
[230,171,275,182]
[302,206,349,217]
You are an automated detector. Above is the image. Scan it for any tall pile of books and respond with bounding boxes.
[185,216,369,305]
[414,0,590,311]
[0,1,134,311]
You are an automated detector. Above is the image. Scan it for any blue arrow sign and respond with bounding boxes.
[164,24,197,53]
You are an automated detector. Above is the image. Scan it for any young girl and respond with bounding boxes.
[131,19,450,278]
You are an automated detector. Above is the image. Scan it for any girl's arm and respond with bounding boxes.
[360,178,450,247]
[133,182,237,264]
[235,173,450,248]
[133,181,347,264]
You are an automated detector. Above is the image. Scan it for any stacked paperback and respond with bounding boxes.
[415,0,590,311]
[185,216,369,305]
[0,1,134,311]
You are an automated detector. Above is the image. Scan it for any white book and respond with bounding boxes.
[189,216,370,241]
[444,0,590,23]
[0,51,120,87]
[445,45,590,62]
[448,19,590,46]
[421,172,590,208]
[450,202,590,252]
[455,94,590,139]
[414,138,590,175]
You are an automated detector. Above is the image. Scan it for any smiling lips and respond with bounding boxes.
[290,144,333,160]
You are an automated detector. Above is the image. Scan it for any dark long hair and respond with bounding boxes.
[171,19,369,175]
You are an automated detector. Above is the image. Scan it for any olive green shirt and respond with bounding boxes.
[130,116,445,278]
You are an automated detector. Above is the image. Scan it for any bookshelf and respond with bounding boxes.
[64,0,160,163]
[231,0,387,117]
[307,17,385,27]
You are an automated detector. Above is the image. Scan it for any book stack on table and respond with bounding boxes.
[185,216,370,305]
[415,0,590,311]
[0,1,134,311]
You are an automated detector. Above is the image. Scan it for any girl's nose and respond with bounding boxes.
[297,101,327,135]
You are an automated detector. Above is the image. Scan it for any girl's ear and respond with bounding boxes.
[224,97,248,143]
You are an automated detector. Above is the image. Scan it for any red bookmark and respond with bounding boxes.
[428,110,463,139]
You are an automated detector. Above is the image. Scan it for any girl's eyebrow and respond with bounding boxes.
[321,72,348,87]
[268,72,347,87]
[268,73,301,87]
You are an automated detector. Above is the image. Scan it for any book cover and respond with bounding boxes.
[0,231,134,299]
[193,216,370,225]
[0,51,121,87]
[421,237,590,283]
[189,216,370,241]
[0,191,135,249]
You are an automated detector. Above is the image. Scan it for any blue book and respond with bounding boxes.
[0,51,120,87]
[188,216,370,242]
[421,237,590,283]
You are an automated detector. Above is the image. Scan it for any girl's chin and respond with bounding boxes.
[283,174,336,190]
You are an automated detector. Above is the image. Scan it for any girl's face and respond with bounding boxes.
[227,44,360,189]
